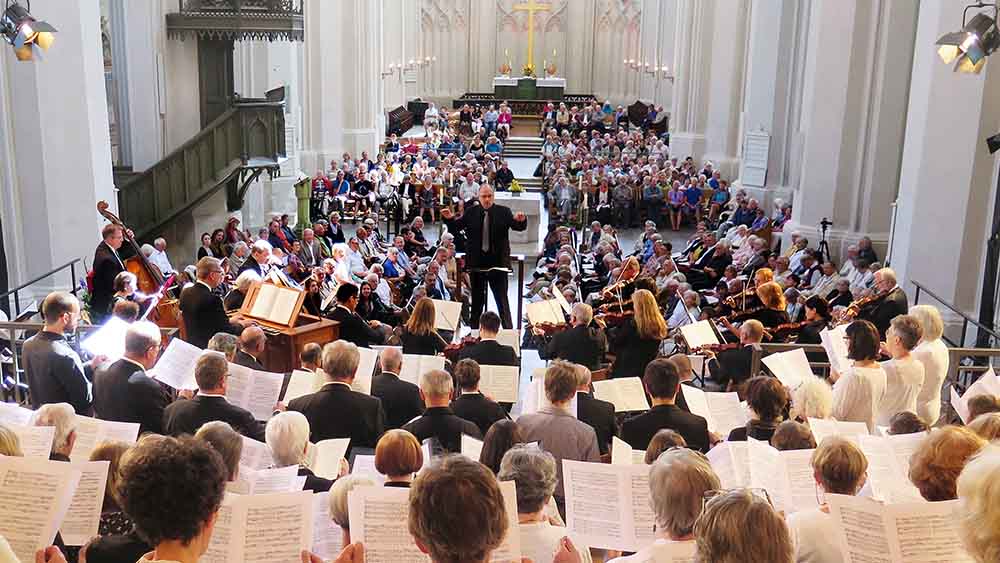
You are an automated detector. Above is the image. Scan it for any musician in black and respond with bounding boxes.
[856,268,908,339]
[441,185,527,329]
[796,296,832,345]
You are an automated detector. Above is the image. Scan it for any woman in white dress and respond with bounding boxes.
[876,315,926,427]
[909,305,949,426]
[830,320,887,432]
[787,437,868,563]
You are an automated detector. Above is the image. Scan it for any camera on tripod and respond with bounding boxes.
[820,217,833,233]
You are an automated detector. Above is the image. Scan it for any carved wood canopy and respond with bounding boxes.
[166,0,304,42]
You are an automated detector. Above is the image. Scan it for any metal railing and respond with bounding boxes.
[911,280,1000,348]
[0,258,84,318]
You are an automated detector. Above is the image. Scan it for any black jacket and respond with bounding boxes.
[162,394,265,441]
[708,345,755,389]
[93,359,172,435]
[622,404,710,453]
[371,372,425,429]
[91,241,125,318]
[22,331,93,415]
[537,325,608,371]
[400,329,448,356]
[233,349,266,371]
[288,382,385,448]
[179,282,242,349]
[450,392,508,436]
[455,340,519,367]
[609,319,661,379]
[329,306,383,348]
[865,287,909,339]
[298,466,334,493]
[402,406,482,454]
[237,258,265,278]
[577,392,618,455]
[443,203,527,270]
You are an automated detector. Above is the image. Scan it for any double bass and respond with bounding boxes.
[96,201,180,327]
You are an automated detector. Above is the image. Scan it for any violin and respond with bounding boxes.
[723,284,759,310]
[836,288,891,324]
[594,310,633,329]
[443,335,480,363]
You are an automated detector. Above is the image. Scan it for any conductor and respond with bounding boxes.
[442,185,527,329]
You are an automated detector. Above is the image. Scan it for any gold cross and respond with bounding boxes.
[512,0,551,70]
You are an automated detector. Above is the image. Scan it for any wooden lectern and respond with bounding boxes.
[229,282,339,373]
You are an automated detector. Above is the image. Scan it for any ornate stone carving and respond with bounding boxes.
[166,0,304,42]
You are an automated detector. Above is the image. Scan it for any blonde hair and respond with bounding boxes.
[810,437,868,494]
[909,426,987,501]
[909,304,944,341]
[757,281,786,310]
[754,268,774,284]
[0,423,22,456]
[405,298,437,336]
[957,446,1000,563]
[632,289,667,340]
[968,412,1000,441]
[89,441,131,511]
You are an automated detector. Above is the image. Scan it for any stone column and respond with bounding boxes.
[2,0,116,285]
[669,0,712,161]
[120,0,164,170]
[891,0,1000,317]
[701,0,748,179]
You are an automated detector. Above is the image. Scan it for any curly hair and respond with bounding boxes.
[908,426,987,502]
[119,435,228,546]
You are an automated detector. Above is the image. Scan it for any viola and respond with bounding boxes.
[443,335,480,363]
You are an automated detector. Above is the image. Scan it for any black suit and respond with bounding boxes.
[444,203,527,328]
[237,258,266,278]
[402,406,481,454]
[537,325,608,371]
[93,359,173,435]
[708,345,755,389]
[162,394,265,441]
[298,466,334,493]
[450,392,508,436]
[864,287,909,339]
[329,306,383,348]
[288,382,385,448]
[577,392,618,455]
[608,319,661,379]
[233,349,265,371]
[455,340,519,367]
[327,223,346,245]
[91,241,125,319]
[622,404,710,453]
[371,372,425,429]
[22,331,94,415]
[179,282,242,349]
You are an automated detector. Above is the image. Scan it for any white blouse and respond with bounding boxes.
[876,356,925,427]
[788,507,843,563]
[832,364,887,432]
[912,339,949,425]
[518,521,593,563]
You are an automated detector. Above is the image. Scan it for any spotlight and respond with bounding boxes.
[0,1,55,61]
[987,133,1000,154]
[936,8,1000,74]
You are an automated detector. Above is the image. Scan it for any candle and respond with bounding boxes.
[439,184,445,205]
[449,171,454,186]
[584,192,589,210]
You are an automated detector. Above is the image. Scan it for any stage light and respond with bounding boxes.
[0,1,56,61]
[937,9,1000,73]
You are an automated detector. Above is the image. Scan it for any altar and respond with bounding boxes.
[492,76,565,101]
[496,191,542,248]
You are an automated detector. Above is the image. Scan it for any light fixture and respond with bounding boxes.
[0,1,56,61]
[936,5,1000,74]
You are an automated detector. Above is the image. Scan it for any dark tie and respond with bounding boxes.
[481,209,490,253]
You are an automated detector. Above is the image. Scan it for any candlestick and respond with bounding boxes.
[439,184,444,206]
[584,191,589,210]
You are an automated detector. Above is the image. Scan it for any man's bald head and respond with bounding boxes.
[380,346,402,373]
[239,326,266,356]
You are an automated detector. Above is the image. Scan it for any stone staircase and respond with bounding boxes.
[502,136,543,158]
[516,177,544,193]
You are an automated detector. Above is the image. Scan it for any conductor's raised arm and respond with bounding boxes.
[511,210,528,231]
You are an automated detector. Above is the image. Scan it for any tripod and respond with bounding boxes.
[818,219,833,263]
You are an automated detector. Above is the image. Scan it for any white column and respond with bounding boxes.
[1,0,116,283]
[701,0,748,178]
[669,0,712,161]
[118,0,164,171]
[891,0,1000,314]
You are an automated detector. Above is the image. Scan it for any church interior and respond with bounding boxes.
[2,1,1000,562]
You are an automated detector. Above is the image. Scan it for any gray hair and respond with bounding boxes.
[380,347,403,374]
[876,267,897,286]
[418,369,453,398]
[649,448,721,539]
[251,239,273,255]
[497,445,558,514]
[207,333,238,358]
[195,421,243,480]
[329,474,377,530]
[233,241,249,254]
[572,302,593,325]
[124,321,161,356]
[32,403,77,454]
[909,305,944,342]
[265,411,311,467]
[323,341,361,380]
[234,270,261,292]
[791,377,834,420]
[140,243,155,257]
[574,364,592,388]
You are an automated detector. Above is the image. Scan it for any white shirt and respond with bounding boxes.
[667,300,698,329]
[913,339,949,425]
[518,522,593,563]
[607,539,697,562]
[787,507,843,563]
[148,249,174,275]
[876,355,925,427]
[346,249,367,279]
[831,365,887,432]
[375,278,392,304]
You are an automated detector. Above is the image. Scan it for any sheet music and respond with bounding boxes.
[70,416,140,461]
[950,367,1000,423]
[348,486,430,563]
[350,455,387,484]
[682,385,747,435]
[250,284,279,320]
[478,364,520,403]
[59,460,110,545]
[807,417,869,444]
[0,456,82,563]
[678,320,719,349]
[270,287,301,326]
[312,438,350,480]
[240,436,274,471]
[460,434,484,461]
[525,299,565,326]
[283,369,323,402]
[592,377,650,412]
[229,465,301,496]
[828,494,973,563]
[820,325,850,375]
[148,337,203,390]
[431,299,463,332]
[611,436,645,465]
[686,355,706,379]
[311,492,343,561]
[563,459,654,552]
[858,433,926,504]
[553,288,573,315]
[746,439,817,514]
[398,354,447,386]
[8,423,55,459]
[203,491,314,563]
[496,328,521,357]
[761,348,815,389]
[350,346,379,395]
[0,401,34,426]
[80,316,131,362]
[489,480,522,563]
[226,363,284,421]
[249,283,301,325]
[706,442,749,488]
